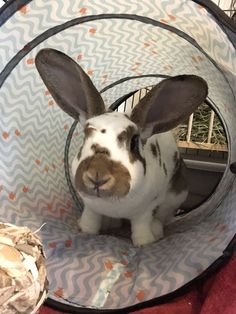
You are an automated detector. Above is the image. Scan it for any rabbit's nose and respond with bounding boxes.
[88,175,110,188]
[83,170,114,191]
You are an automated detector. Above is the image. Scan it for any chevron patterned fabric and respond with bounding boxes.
[0,0,235,311]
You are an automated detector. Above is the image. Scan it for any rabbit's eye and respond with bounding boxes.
[130,134,140,152]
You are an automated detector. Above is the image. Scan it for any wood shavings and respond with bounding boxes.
[0,222,48,314]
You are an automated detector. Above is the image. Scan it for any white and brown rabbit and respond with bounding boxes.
[35,49,208,246]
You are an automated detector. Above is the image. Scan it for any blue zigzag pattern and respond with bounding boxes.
[0,0,235,310]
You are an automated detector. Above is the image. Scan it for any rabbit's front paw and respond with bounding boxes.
[151,219,164,241]
[132,231,156,247]
[78,208,102,235]
[78,218,100,234]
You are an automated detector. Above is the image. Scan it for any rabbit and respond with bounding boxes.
[35,48,208,246]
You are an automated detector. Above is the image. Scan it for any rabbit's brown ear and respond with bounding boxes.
[35,49,105,123]
[130,75,208,139]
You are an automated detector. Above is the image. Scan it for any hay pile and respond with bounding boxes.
[177,103,227,145]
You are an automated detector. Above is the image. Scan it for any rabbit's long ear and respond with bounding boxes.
[35,48,105,123]
[130,75,208,139]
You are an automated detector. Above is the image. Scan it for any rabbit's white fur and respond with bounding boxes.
[72,112,188,246]
[35,48,208,247]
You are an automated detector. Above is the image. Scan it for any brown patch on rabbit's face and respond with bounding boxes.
[91,144,110,156]
[74,152,131,198]
[117,126,146,173]
[117,125,135,147]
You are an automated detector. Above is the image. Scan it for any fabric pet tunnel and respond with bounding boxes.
[0,0,236,313]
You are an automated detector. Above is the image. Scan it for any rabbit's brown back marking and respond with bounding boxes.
[169,157,188,194]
